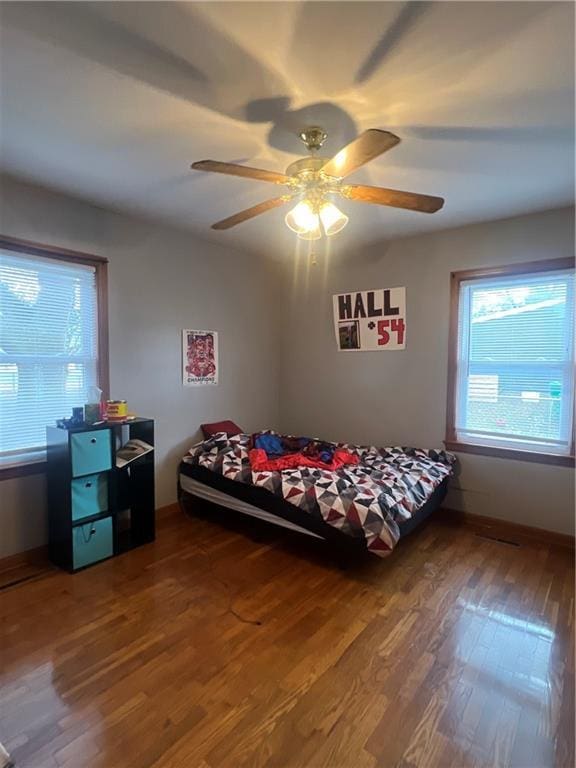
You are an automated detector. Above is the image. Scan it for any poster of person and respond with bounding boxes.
[333,287,406,351]
[182,329,219,385]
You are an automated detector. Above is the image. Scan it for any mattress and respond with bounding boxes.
[182,431,455,556]
[179,460,450,555]
[179,474,322,539]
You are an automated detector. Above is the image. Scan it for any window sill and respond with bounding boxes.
[0,454,47,480]
[444,440,575,467]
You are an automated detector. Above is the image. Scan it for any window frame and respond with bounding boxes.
[445,258,575,468]
[0,235,109,479]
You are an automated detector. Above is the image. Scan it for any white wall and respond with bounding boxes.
[279,207,575,536]
[0,175,281,557]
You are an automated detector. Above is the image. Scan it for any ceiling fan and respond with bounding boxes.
[191,127,444,240]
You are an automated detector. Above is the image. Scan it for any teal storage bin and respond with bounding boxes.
[70,429,112,477]
[73,516,113,570]
[71,472,108,522]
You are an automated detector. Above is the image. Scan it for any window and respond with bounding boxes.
[0,236,108,475]
[446,259,575,465]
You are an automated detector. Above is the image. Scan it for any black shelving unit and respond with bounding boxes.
[46,417,155,572]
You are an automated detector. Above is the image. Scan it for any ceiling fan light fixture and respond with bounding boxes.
[319,201,349,236]
[297,220,322,240]
[285,200,319,235]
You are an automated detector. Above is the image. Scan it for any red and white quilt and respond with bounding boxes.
[185,432,455,556]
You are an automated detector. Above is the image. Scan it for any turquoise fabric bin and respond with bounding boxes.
[73,516,113,570]
[71,472,108,522]
[70,429,112,477]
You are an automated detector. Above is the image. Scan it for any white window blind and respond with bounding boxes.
[0,249,99,461]
[455,268,574,456]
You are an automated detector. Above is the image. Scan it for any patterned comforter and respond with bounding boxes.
[184,432,456,557]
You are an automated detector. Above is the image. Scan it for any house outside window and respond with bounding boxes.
[446,259,574,466]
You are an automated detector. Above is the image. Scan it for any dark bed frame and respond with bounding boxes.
[178,462,449,562]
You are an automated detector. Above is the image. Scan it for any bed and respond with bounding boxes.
[178,430,455,559]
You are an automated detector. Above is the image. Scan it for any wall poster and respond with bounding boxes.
[333,287,406,351]
[182,329,219,385]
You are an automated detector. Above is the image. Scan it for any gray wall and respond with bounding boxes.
[1,177,574,558]
[279,207,575,536]
[0,175,281,557]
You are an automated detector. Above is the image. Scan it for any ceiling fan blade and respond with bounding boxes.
[211,197,290,230]
[192,160,290,185]
[343,184,444,213]
[321,129,400,179]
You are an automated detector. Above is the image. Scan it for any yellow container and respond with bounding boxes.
[106,400,128,421]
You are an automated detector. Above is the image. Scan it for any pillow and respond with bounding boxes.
[201,420,243,439]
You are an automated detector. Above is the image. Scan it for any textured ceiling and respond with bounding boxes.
[0,1,574,259]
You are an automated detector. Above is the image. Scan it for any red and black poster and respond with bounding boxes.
[182,329,219,385]
[333,287,406,351]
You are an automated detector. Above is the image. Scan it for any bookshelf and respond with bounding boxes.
[46,417,155,572]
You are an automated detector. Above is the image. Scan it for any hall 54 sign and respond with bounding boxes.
[332,287,406,351]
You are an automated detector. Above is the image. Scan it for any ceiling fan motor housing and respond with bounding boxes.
[285,156,327,177]
[285,156,341,211]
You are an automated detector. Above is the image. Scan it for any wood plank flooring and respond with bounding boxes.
[1,508,574,768]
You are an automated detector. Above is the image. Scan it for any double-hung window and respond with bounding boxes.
[446,259,575,465]
[0,236,108,475]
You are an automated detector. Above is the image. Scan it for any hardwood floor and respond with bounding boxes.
[1,508,574,768]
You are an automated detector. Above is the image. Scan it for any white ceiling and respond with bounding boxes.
[0,1,574,259]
